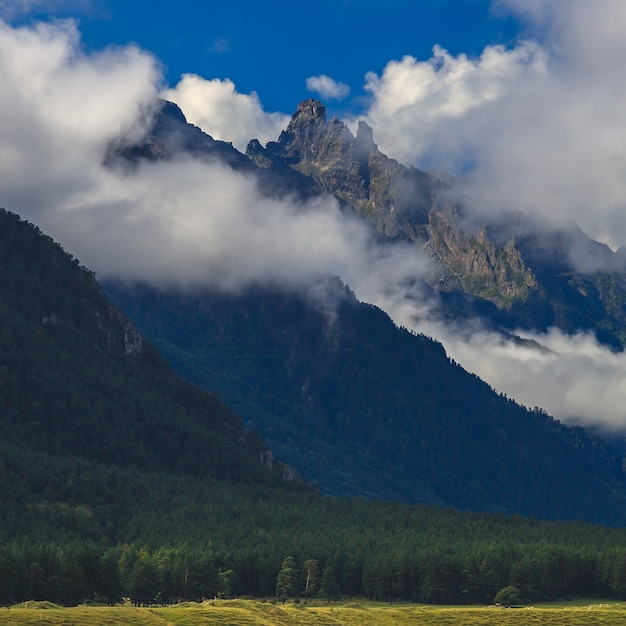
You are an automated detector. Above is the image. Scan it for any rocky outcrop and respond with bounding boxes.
[108,100,254,171]
[425,206,537,306]
[249,99,436,239]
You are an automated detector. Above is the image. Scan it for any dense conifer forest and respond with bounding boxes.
[5,446,626,606]
[104,281,626,523]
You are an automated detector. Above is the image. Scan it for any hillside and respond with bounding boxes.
[0,207,297,486]
[104,278,626,524]
[98,96,626,524]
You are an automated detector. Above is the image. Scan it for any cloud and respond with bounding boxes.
[0,18,159,213]
[162,74,290,151]
[359,42,547,172]
[211,37,229,54]
[411,321,626,434]
[306,74,350,101]
[62,157,429,301]
[0,0,100,20]
[0,17,428,309]
[358,0,626,250]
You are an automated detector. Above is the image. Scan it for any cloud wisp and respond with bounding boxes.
[162,74,290,151]
[306,74,350,101]
[0,0,102,20]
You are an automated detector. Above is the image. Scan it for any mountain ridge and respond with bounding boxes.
[117,97,626,348]
[104,277,626,524]
[99,96,626,522]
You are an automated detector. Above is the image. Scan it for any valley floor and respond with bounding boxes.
[2,599,626,626]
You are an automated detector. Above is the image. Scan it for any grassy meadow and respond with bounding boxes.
[2,599,626,626]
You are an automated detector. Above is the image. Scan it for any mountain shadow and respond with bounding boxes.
[104,277,626,525]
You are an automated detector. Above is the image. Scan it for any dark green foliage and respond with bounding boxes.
[104,280,626,524]
[0,207,299,488]
[494,585,522,607]
[5,443,626,605]
[320,565,341,603]
[276,556,298,601]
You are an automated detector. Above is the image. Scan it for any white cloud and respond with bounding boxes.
[358,0,626,250]
[62,156,430,299]
[162,74,290,151]
[412,321,626,434]
[0,17,428,309]
[306,74,350,101]
[359,42,547,171]
[0,18,159,214]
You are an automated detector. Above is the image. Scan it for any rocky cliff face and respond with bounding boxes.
[249,100,626,345]
[425,205,538,306]
[114,97,626,347]
[248,99,436,237]
[248,100,540,305]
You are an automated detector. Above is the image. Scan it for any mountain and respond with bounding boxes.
[103,277,626,524]
[6,205,626,608]
[113,98,626,348]
[5,110,626,607]
[100,97,626,523]
[0,207,299,487]
[248,99,626,348]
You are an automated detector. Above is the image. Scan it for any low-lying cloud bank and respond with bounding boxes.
[410,319,626,435]
[3,6,626,435]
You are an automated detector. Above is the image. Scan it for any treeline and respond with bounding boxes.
[4,446,626,607]
[4,538,626,606]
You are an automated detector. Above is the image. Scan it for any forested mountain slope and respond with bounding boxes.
[0,208,297,486]
[104,278,626,524]
[6,445,626,605]
[2,162,626,609]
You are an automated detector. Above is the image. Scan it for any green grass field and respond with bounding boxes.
[2,599,626,625]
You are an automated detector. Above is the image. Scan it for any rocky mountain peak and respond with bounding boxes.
[293,98,327,123]
[275,99,334,163]
[355,120,377,157]
[277,100,327,148]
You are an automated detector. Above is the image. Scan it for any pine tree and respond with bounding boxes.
[275,556,298,602]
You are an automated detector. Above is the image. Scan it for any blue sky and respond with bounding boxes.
[10,0,522,114]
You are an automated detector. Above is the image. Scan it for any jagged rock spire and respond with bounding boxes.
[292,99,327,123]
